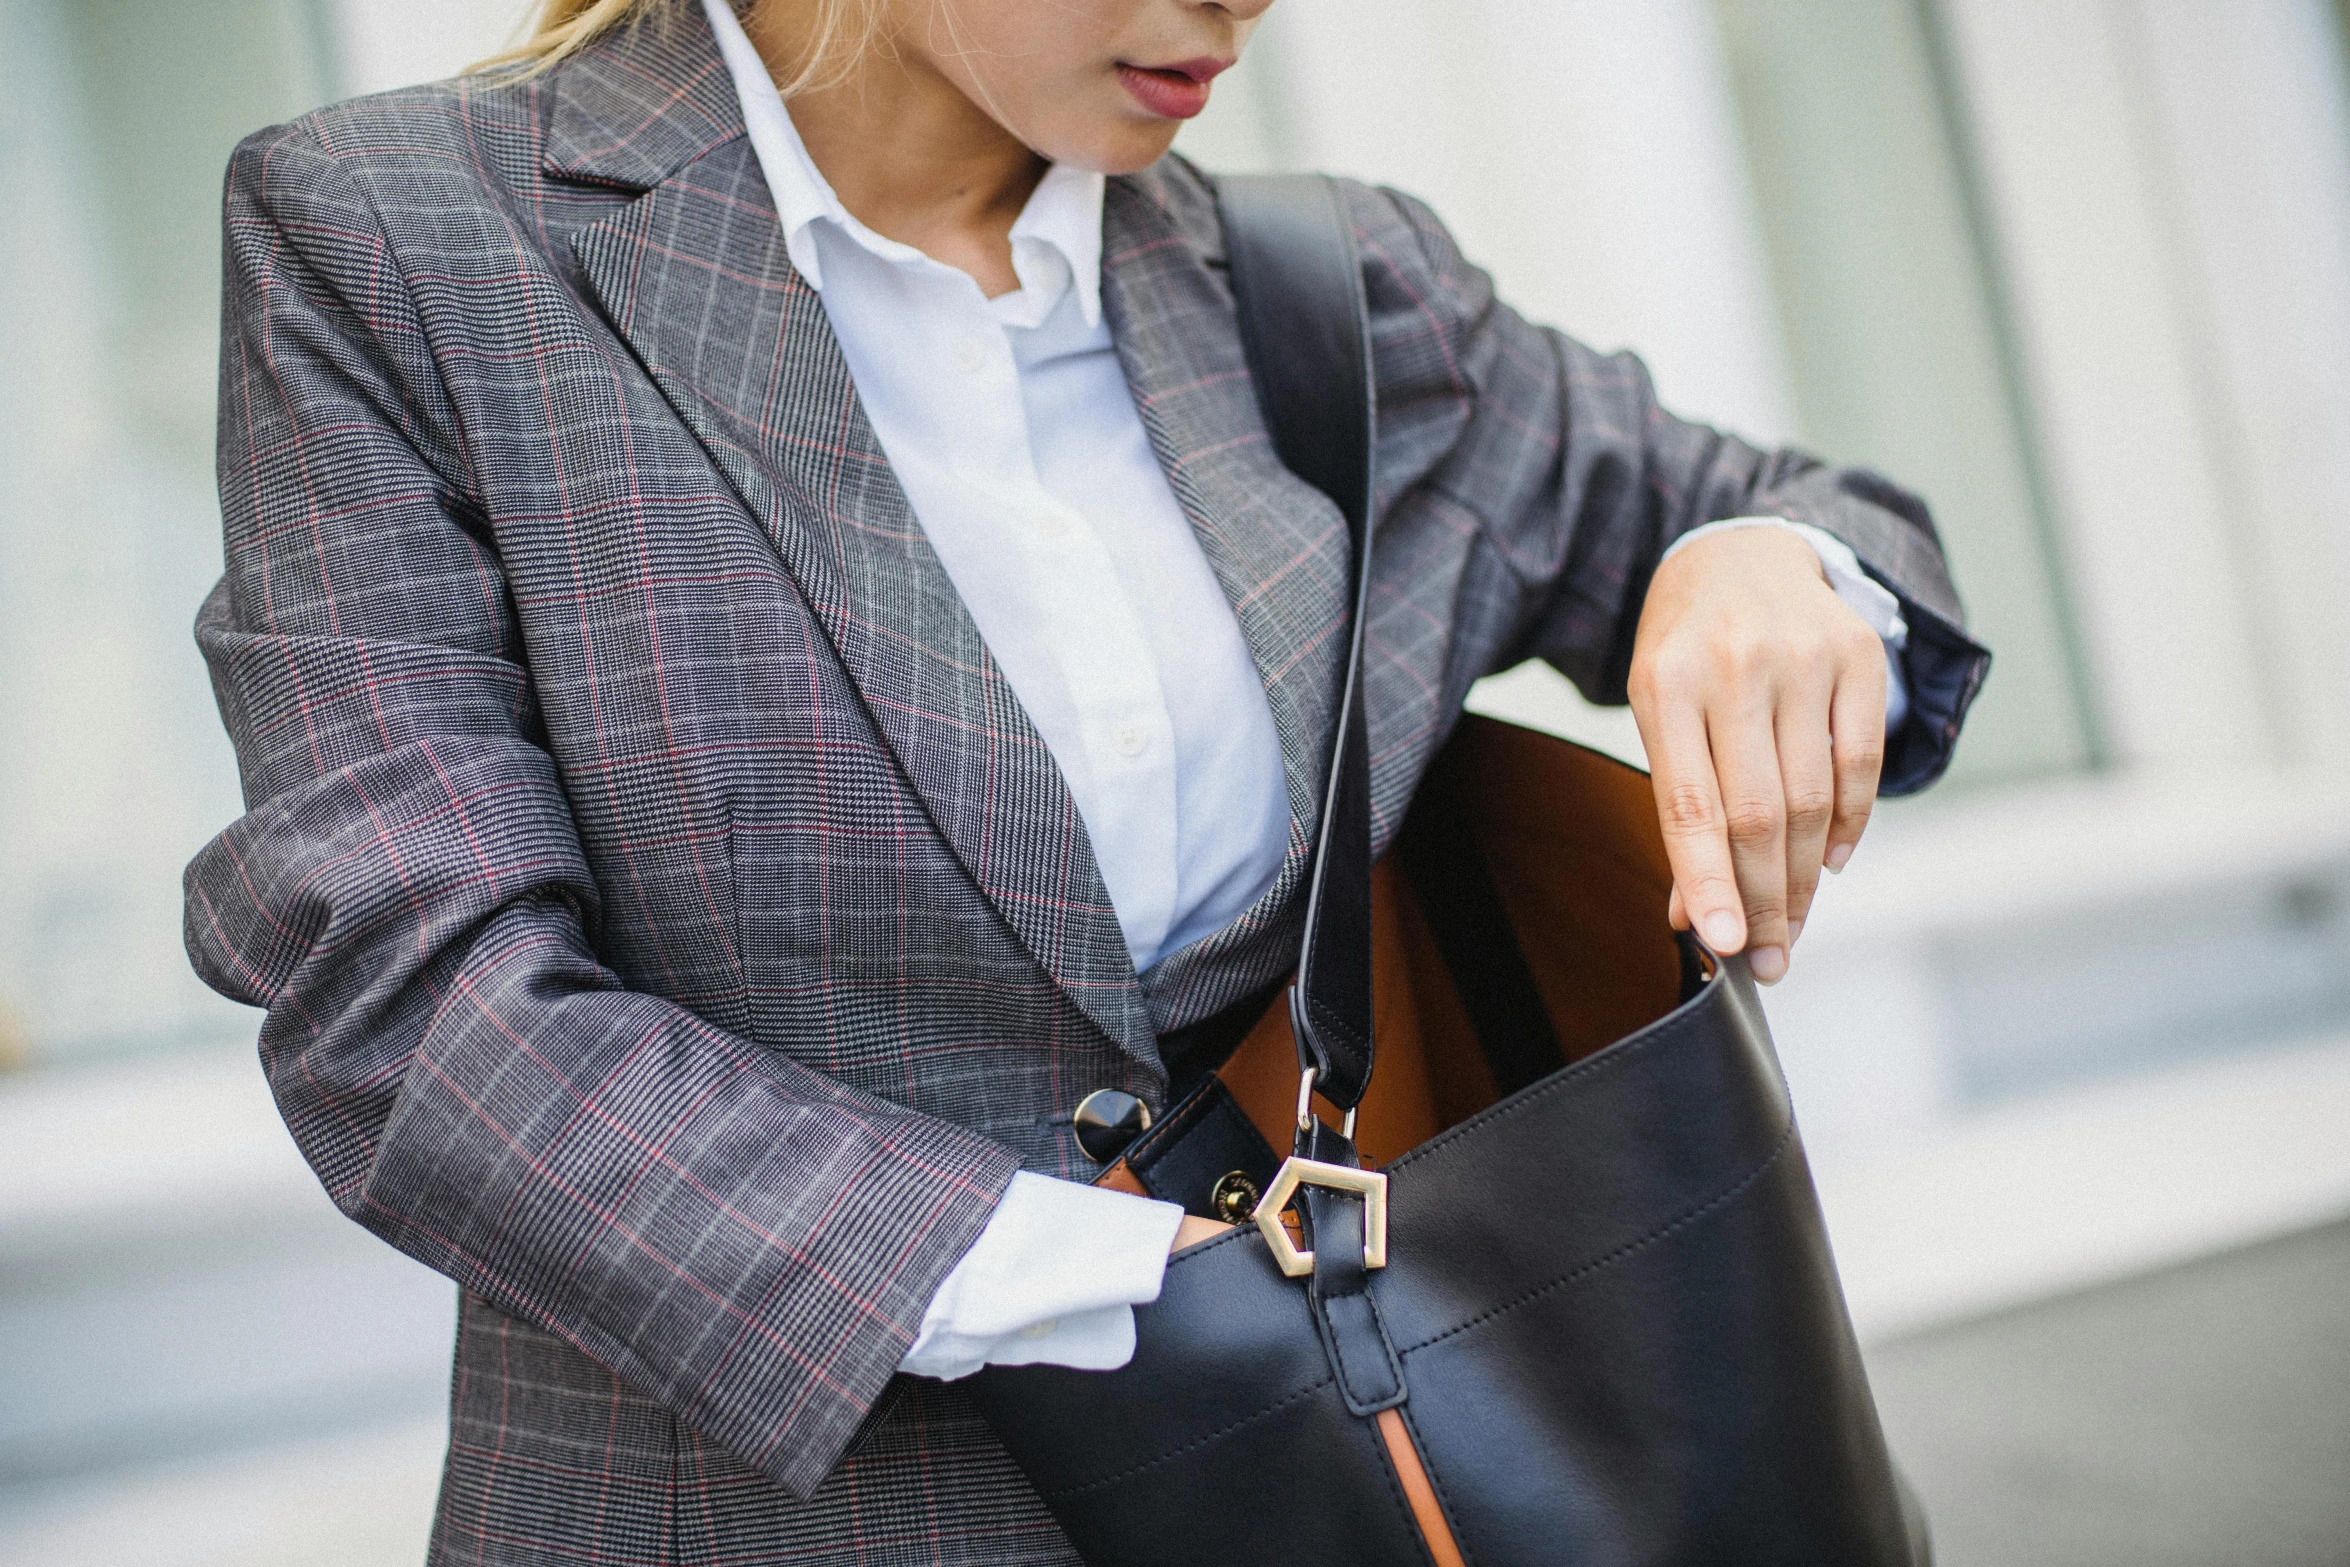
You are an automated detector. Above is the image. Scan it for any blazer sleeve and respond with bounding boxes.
[1349,183,1991,795]
[186,124,1018,1498]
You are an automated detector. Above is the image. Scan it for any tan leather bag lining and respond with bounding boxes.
[1097,723,1685,1567]
[1203,721,1685,1168]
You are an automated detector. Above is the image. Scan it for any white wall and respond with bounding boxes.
[2129,0,2350,770]
[1215,0,1798,443]
[1195,0,2350,1325]
[1938,0,2350,775]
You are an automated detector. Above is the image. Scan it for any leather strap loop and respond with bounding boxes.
[1219,173,1380,1111]
[1306,1184,1406,1416]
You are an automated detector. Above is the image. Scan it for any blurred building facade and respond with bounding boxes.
[4,0,2349,1558]
[1184,0,2350,1329]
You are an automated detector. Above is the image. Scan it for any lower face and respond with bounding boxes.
[904,0,1266,174]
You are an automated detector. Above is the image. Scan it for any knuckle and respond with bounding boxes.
[1640,649,1703,698]
[1659,783,1719,836]
[1688,871,1740,907]
[1793,628,1838,673]
[1723,797,1783,845]
[1786,787,1834,831]
[1714,635,1768,681]
[1839,739,1885,782]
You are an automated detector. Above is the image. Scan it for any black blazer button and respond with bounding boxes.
[1072,1088,1152,1163]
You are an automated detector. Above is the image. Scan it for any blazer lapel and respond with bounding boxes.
[1099,178,1355,1032]
[554,20,1156,1063]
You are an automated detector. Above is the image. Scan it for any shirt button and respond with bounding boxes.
[953,336,987,373]
[1112,724,1148,758]
[1019,1319,1059,1341]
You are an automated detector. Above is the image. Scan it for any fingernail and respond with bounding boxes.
[1751,946,1788,985]
[1825,843,1853,874]
[1700,912,1741,951]
[1788,917,1805,945]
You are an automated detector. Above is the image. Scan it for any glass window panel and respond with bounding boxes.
[1712,0,2102,788]
[0,0,335,1069]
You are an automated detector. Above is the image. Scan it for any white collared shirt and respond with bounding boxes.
[705,0,1214,1380]
[703,0,1910,1384]
[705,1,1289,980]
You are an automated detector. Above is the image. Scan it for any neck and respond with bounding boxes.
[745,7,1046,296]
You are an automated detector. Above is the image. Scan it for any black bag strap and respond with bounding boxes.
[1217,174,1378,1115]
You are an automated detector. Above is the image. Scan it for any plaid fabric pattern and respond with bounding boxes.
[184,7,1984,1563]
[434,1292,1077,1565]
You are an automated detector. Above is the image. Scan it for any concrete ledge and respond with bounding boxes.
[1471,660,2350,940]
[1818,1030,2350,1342]
[0,1041,333,1270]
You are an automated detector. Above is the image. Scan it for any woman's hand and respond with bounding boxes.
[1628,525,1888,984]
[1171,1214,1234,1252]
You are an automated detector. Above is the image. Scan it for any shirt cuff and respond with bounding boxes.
[1663,515,1911,731]
[898,1170,1185,1382]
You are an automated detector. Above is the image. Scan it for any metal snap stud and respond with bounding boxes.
[1072,1088,1152,1163]
[1210,1170,1261,1224]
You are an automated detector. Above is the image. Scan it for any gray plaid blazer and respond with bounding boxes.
[185,7,1986,1563]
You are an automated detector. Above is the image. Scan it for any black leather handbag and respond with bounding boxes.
[972,174,1930,1567]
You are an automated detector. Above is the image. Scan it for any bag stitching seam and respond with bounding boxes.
[1050,1119,1795,1496]
[1388,977,1782,1177]
[1039,1371,1337,1498]
[1319,1291,1402,1409]
[1363,1406,1440,1567]
[1305,992,1370,1094]
[1126,1079,1220,1174]
[1403,1402,1482,1567]
[1395,1119,1799,1357]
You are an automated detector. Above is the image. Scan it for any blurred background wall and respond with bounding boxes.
[3,0,2348,1562]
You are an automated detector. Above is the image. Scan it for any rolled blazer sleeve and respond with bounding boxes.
[1350,183,1990,795]
[186,126,1018,1498]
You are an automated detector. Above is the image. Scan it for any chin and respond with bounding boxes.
[1044,121,1183,177]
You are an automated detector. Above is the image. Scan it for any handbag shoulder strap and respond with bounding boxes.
[1216,174,1379,1116]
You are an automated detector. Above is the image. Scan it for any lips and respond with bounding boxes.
[1145,57,1235,84]
[1116,56,1232,120]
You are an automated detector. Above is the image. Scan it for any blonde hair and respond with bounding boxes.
[475,0,884,94]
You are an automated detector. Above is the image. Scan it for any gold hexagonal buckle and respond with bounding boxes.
[1253,1156,1390,1279]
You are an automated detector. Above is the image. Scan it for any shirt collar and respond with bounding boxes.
[700,0,1105,328]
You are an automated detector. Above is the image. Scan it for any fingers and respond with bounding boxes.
[1636,697,1747,959]
[1777,680,1837,944]
[1637,653,1802,980]
[1826,636,1887,874]
[1711,696,1791,984]
[1628,524,1886,986]
[1172,1214,1234,1252]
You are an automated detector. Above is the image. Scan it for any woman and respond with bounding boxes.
[186,0,1986,1560]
